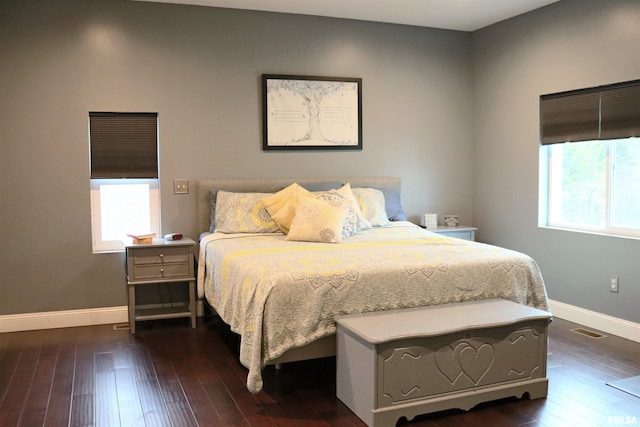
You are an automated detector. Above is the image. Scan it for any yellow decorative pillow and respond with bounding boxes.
[352,187,390,226]
[286,195,348,243]
[261,183,313,234]
[214,191,281,233]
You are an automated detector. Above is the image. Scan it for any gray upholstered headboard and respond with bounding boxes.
[196,177,401,234]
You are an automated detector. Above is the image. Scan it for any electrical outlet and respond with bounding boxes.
[173,179,189,194]
[609,275,619,293]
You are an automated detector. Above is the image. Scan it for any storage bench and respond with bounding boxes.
[336,299,552,427]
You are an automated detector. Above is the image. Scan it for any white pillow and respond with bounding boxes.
[352,187,390,226]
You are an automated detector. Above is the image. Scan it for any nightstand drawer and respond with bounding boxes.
[132,247,189,265]
[132,263,190,281]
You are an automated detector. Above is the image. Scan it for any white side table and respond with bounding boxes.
[124,237,196,334]
[430,225,477,241]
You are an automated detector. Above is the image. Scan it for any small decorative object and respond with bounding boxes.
[423,213,438,229]
[164,233,183,241]
[443,215,459,227]
[127,232,155,244]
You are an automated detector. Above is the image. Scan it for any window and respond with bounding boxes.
[90,179,160,252]
[540,80,640,238]
[545,138,640,237]
[89,112,160,252]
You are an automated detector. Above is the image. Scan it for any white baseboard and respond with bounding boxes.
[549,299,640,343]
[0,306,128,333]
[2,300,639,344]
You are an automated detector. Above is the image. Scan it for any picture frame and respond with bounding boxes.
[262,74,362,151]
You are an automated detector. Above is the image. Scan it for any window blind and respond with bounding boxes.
[600,83,640,140]
[89,112,158,178]
[540,79,640,145]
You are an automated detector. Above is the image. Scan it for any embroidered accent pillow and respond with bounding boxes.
[286,195,347,243]
[333,183,372,232]
[214,191,281,233]
[316,190,363,239]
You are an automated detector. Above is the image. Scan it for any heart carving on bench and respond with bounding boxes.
[434,343,465,384]
[435,342,495,385]
[459,343,495,384]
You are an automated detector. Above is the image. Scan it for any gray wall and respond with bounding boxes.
[472,0,640,322]
[2,0,639,325]
[0,0,473,315]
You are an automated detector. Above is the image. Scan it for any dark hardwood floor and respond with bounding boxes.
[1,314,639,427]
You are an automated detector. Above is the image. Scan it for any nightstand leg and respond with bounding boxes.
[128,284,136,334]
[189,279,196,328]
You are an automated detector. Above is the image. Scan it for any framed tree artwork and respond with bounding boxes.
[262,74,362,150]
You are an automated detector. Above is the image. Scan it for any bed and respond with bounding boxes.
[196,177,549,393]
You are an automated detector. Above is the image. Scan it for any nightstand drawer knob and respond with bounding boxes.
[160,268,164,274]
[159,253,164,258]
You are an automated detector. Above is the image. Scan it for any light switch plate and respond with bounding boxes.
[174,179,189,194]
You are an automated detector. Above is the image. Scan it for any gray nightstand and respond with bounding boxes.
[430,225,477,241]
[124,237,196,334]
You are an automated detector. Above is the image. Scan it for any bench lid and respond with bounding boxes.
[335,299,552,344]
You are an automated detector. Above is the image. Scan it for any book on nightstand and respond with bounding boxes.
[126,232,156,244]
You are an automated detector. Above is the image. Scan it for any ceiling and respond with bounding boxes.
[135,0,560,31]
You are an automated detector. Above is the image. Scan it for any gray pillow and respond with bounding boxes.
[381,187,406,221]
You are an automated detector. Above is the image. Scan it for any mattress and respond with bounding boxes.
[197,221,549,393]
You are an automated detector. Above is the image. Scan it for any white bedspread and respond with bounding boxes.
[198,222,549,393]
